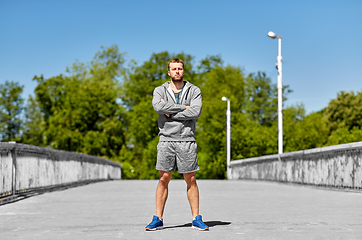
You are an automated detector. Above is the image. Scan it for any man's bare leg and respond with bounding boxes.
[156,171,172,220]
[183,171,199,218]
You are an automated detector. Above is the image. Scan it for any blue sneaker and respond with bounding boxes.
[191,215,209,231]
[145,215,164,231]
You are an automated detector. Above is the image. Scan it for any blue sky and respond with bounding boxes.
[1,0,361,114]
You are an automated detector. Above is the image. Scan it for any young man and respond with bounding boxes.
[145,58,209,231]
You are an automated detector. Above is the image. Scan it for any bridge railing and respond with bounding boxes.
[0,142,122,199]
[229,142,362,190]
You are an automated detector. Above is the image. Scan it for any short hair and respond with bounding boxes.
[168,58,184,70]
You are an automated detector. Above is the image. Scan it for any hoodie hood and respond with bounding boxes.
[162,81,192,104]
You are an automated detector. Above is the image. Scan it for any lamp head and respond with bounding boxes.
[268,31,276,39]
[268,31,282,39]
[221,96,228,101]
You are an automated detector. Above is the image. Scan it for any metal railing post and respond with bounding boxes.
[10,142,16,196]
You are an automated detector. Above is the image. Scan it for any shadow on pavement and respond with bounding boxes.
[164,221,231,229]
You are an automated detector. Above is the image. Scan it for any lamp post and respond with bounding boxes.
[221,96,231,179]
[267,31,283,154]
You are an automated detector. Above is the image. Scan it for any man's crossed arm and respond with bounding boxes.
[152,87,202,120]
[161,99,190,117]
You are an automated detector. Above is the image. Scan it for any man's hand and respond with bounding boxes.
[161,99,170,117]
[186,106,190,109]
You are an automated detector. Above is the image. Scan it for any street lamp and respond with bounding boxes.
[268,31,283,155]
[221,96,231,179]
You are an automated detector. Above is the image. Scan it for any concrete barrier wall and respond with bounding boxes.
[0,151,13,197]
[0,143,122,198]
[229,142,362,189]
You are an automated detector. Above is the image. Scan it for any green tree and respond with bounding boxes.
[196,66,292,178]
[325,91,362,131]
[326,125,362,145]
[21,95,45,146]
[32,45,127,157]
[197,55,223,74]
[138,137,160,179]
[324,91,362,145]
[196,65,246,179]
[245,72,278,125]
[115,145,137,179]
[0,80,24,142]
[283,105,328,152]
[22,46,317,180]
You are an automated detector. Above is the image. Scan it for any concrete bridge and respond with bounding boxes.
[1,142,362,239]
[1,180,361,240]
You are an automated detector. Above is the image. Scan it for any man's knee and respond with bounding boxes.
[183,172,197,185]
[159,171,172,185]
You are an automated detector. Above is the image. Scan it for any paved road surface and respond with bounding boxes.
[1,180,361,240]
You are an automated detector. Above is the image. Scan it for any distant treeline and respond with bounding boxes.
[1,45,362,179]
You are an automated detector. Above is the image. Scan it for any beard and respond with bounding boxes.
[171,75,183,82]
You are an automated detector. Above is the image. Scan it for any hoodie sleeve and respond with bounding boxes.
[152,86,186,114]
[171,87,202,120]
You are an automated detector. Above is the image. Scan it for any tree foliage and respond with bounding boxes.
[325,91,362,131]
[2,46,361,179]
[283,105,328,152]
[31,45,127,157]
[0,81,24,142]
[21,95,44,145]
[324,91,362,145]
[196,65,246,179]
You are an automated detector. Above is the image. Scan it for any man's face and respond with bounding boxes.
[168,63,184,82]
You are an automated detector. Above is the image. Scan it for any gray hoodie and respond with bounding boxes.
[152,81,202,141]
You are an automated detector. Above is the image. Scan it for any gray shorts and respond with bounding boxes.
[156,141,199,174]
